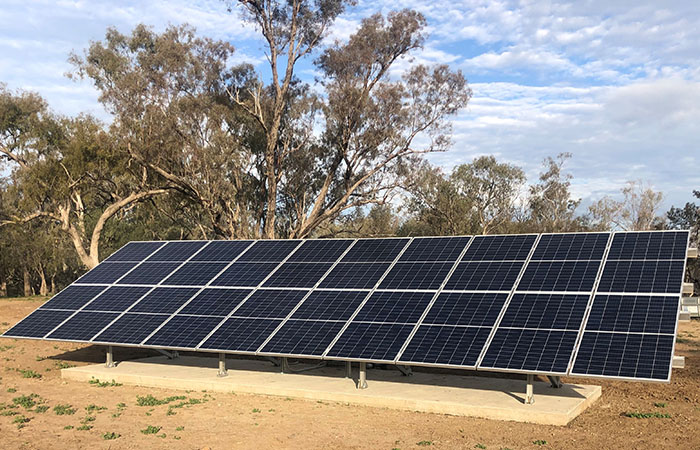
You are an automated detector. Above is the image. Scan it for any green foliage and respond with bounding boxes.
[623,411,671,419]
[103,432,120,440]
[53,404,76,415]
[6,388,17,393]
[654,402,668,408]
[13,393,39,409]
[85,404,107,413]
[18,369,41,379]
[141,425,162,435]
[416,441,433,446]
[63,425,74,430]
[34,405,49,413]
[533,440,548,446]
[475,445,487,449]
[89,377,121,387]
[77,424,92,431]
[136,394,186,407]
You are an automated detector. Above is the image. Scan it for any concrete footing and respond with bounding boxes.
[62,356,600,425]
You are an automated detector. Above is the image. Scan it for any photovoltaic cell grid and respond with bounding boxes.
[570,231,689,381]
[1,231,689,383]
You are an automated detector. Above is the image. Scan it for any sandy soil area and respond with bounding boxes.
[1,297,698,449]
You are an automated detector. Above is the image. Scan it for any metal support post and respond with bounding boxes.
[525,374,534,405]
[281,357,290,374]
[547,375,562,388]
[396,365,413,376]
[105,346,116,368]
[345,361,352,379]
[358,362,368,389]
[217,353,227,377]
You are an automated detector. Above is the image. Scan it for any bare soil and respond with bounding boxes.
[1,297,699,450]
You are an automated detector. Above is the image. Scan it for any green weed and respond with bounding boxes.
[654,402,668,408]
[103,432,120,440]
[141,425,162,435]
[417,441,433,446]
[89,377,122,387]
[136,394,186,406]
[18,369,41,379]
[623,411,671,419]
[53,404,77,415]
[533,440,548,446]
[475,445,486,449]
[13,394,39,409]
[63,425,74,430]
[34,405,49,413]
[77,424,92,431]
[85,404,107,413]
[6,388,17,393]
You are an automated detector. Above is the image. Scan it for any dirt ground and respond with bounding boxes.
[0,297,698,450]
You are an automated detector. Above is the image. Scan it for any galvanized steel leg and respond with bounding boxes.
[345,361,352,379]
[358,362,368,389]
[105,346,116,368]
[525,374,534,405]
[281,357,290,374]
[547,375,562,388]
[217,353,227,377]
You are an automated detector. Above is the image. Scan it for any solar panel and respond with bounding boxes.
[2,230,689,384]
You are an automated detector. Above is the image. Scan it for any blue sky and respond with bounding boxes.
[1,0,698,212]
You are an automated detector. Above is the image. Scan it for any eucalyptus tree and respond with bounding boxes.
[528,152,583,232]
[589,180,665,231]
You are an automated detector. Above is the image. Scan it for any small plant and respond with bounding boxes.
[141,425,162,435]
[18,369,41,379]
[81,415,96,424]
[623,411,671,419]
[53,404,77,415]
[103,432,121,440]
[85,404,107,413]
[417,441,433,446]
[157,433,167,439]
[475,445,487,449]
[176,426,185,431]
[63,425,74,430]
[654,402,668,408]
[35,355,47,361]
[54,361,75,369]
[252,408,261,413]
[533,440,548,446]
[117,402,126,408]
[136,394,186,406]
[13,394,39,409]
[0,410,19,416]
[89,377,122,387]
[34,405,49,413]
[13,414,30,424]
[7,387,17,393]
[77,424,92,431]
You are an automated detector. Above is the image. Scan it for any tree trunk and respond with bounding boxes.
[37,267,49,296]
[0,280,7,297]
[50,275,57,294]
[23,267,31,297]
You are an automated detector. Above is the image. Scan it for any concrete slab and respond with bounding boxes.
[62,356,600,425]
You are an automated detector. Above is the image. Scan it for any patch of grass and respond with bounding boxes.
[157,433,167,439]
[85,404,107,413]
[654,402,668,408]
[176,426,184,431]
[623,411,671,419]
[63,425,74,430]
[76,424,92,431]
[53,404,77,416]
[417,441,433,446]
[7,387,17,393]
[117,402,126,408]
[13,394,39,409]
[0,410,19,416]
[475,445,487,449]
[13,414,30,427]
[18,369,41,379]
[141,425,162,435]
[102,432,120,440]
[252,408,261,413]
[81,415,96,424]
[533,440,548,446]
[34,405,49,413]
[188,397,203,405]
[54,361,75,369]
[136,394,186,407]
[0,344,15,351]
[89,377,122,387]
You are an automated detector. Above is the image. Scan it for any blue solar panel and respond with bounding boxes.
[584,295,679,334]
[398,237,471,262]
[209,262,279,287]
[262,262,334,288]
[76,262,137,284]
[399,325,491,367]
[147,241,207,261]
[231,289,307,319]
[340,238,409,262]
[325,322,414,361]
[82,286,152,312]
[461,235,536,261]
[531,233,609,260]
[145,315,223,348]
[423,292,508,326]
[572,332,674,380]
[46,311,120,341]
[93,313,169,344]
[607,231,688,260]
[597,260,685,293]
[260,320,345,356]
[498,294,589,330]
[237,240,301,262]
[40,285,107,310]
[190,240,253,262]
[287,239,353,262]
[444,261,523,291]
[162,262,229,286]
[116,262,181,285]
[354,291,433,323]
[517,261,601,292]
[3,309,75,338]
[319,263,391,289]
[199,318,282,352]
[104,242,164,262]
[128,287,199,314]
[179,289,252,316]
[378,262,454,290]
[290,290,368,321]
[480,329,579,374]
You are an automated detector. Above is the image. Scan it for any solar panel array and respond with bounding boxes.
[2,230,689,382]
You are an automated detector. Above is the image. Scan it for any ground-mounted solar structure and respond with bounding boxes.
[2,230,693,404]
